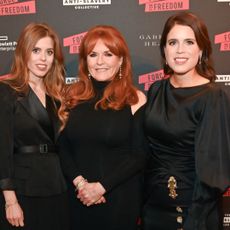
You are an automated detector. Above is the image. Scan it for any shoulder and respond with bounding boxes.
[131,89,146,115]
[136,90,147,105]
[147,79,166,95]
[0,82,15,99]
[202,82,230,109]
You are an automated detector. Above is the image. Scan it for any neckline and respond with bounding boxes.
[168,78,211,89]
[91,78,110,91]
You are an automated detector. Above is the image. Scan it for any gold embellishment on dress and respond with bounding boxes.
[177,216,183,224]
[176,206,183,213]
[168,176,178,199]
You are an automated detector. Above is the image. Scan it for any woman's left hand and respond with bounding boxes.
[77,182,106,206]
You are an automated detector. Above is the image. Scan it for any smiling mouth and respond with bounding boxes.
[37,64,47,70]
[174,58,188,64]
[95,68,108,72]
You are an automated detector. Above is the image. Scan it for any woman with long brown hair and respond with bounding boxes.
[0,22,69,230]
[142,12,230,230]
[58,25,146,230]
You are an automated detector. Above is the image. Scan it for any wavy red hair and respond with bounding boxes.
[59,25,138,129]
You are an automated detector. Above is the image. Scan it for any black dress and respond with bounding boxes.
[58,79,146,230]
[0,83,69,230]
[142,79,230,230]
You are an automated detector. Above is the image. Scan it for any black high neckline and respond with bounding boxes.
[91,78,110,92]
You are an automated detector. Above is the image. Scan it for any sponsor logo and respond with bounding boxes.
[216,75,230,86]
[0,0,36,16]
[139,0,189,12]
[215,31,230,51]
[0,35,17,52]
[0,73,10,79]
[223,188,230,197]
[139,34,161,47]
[138,69,166,91]
[65,76,79,84]
[63,32,87,54]
[63,0,111,10]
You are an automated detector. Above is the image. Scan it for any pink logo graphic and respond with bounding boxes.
[139,69,166,91]
[139,0,189,12]
[214,31,230,51]
[223,187,230,197]
[63,32,87,54]
[0,74,10,79]
[0,0,36,16]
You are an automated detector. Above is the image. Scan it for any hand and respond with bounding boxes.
[73,175,86,189]
[94,196,106,205]
[77,182,106,206]
[5,202,24,227]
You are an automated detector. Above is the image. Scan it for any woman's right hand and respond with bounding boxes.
[5,201,24,227]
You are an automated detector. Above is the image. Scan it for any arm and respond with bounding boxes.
[184,85,230,229]
[0,84,24,227]
[100,90,147,191]
[78,90,147,205]
[58,128,106,204]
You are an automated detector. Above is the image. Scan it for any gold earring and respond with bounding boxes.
[119,65,122,79]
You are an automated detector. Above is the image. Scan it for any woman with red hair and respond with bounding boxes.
[58,25,146,230]
[0,23,69,230]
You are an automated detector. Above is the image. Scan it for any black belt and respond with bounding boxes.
[14,144,57,154]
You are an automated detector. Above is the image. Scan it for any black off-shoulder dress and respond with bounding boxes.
[58,79,146,230]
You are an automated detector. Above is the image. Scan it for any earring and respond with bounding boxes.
[165,61,168,66]
[88,72,91,80]
[119,65,122,79]
[199,54,202,65]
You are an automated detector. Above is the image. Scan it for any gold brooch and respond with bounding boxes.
[168,176,178,199]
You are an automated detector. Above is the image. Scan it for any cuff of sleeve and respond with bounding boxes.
[0,178,15,190]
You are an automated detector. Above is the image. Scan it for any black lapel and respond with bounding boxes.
[46,95,60,142]
[17,88,54,141]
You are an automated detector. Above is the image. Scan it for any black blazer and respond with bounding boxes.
[0,83,66,196]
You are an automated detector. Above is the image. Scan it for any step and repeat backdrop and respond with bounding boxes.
[0,0,230,228]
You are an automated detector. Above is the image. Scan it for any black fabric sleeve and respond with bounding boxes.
[0,83,15,190]
[184,84,230,230]
[101,105,148,192]
[195,84,230,191]
[57,129,80,184]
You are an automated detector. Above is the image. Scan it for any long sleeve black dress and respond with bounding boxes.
[142,78,230,230]
[58,79,146,230]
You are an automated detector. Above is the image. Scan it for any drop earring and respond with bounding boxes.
[199,54,202,65]
[119,65,122,79]
[88,72,91,80]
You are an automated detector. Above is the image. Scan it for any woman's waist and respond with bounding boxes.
[144,182,194,207]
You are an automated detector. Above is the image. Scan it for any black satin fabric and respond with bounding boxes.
[0,83,68,230]
[142,78,230,230]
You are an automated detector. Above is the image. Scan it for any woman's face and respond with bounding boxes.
[27,36,54,81]
[164,24,202,77]
[87,39,123,82]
